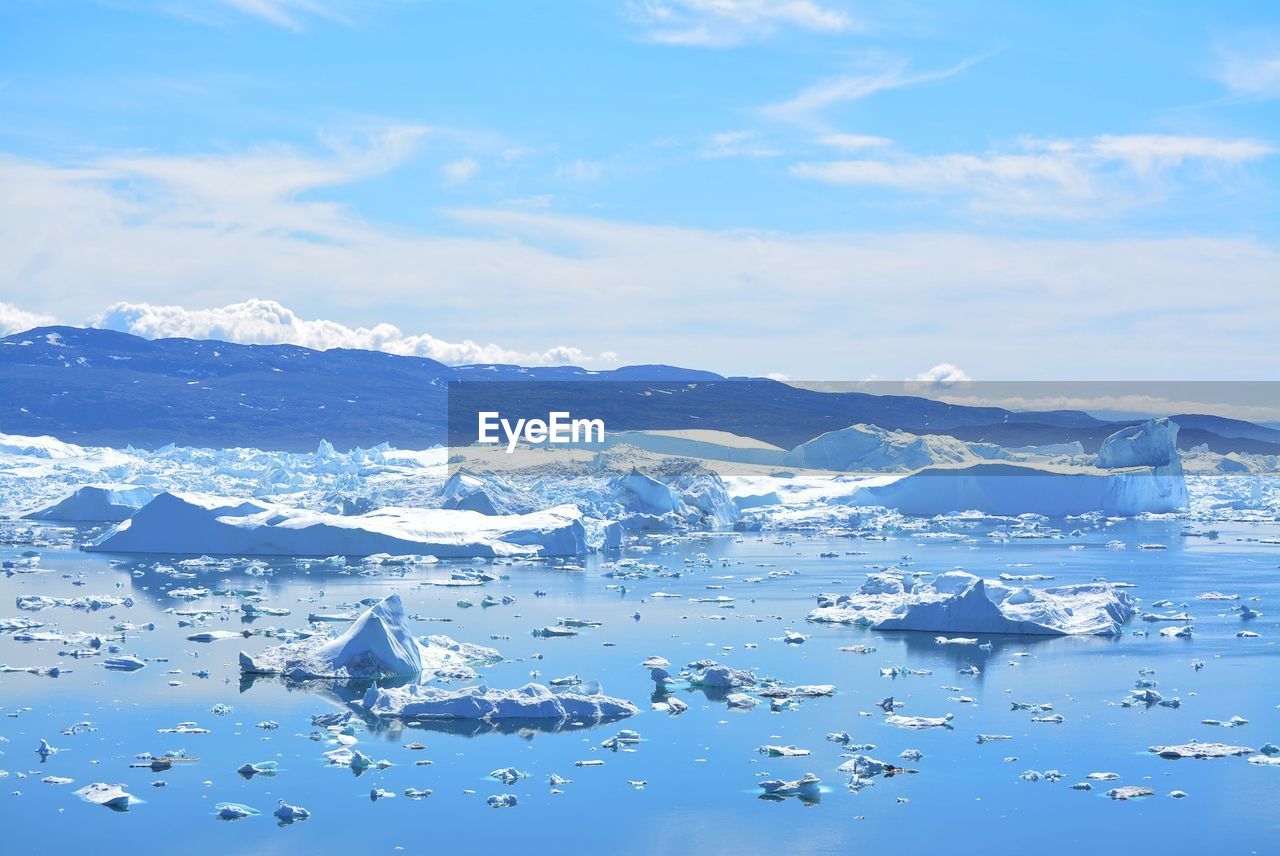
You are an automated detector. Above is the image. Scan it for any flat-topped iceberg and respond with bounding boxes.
[809,571,1135,636]
[360,681,639,721]
[845,419,1187,516]
[87,491,587,557]
[24,484,156,522]
[239,594,499,680]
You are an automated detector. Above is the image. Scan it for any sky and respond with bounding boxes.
[0,0,1277,380]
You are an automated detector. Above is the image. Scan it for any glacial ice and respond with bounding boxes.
[239,593,499,680]
[809,571,1135,636]
[360,681,640,722]
[76,782,135,810]
[88,491,588,557]
[23,484,155,522]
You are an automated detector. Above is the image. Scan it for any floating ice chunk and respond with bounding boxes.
[885,713,953,730]
[489,767,527,785]
[936,636,979,645]
[370,788,395,801]
[690,663,757,688]
[273,800,310,822]
[103,655,146,671]
[1160,625,1194,638]
[239,594,495,680]
[216,802,260,820]
[759,772,821,798]
[783,629,807,644]
[76,782,135,810]
[487,794,518,808]
[1106,786,1153,800]
[810,573,1134,636]
[976,734,1012,744]
[405,788,433,798]
[1149,741,1254,759]
[237,762,278,778]
[361,682,639,721]
[88,491,588,557]
[758,745,810,757]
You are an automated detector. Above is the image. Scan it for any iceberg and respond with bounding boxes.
[784,423,980,472]
[23,484,156,522]
[809,571,1135,636]
[846,419,1188,516]
[87,491,587,557]
[360,681,639,722]
[239,593,499,680]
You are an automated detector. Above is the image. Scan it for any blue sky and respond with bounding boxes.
[1,1,1277,380]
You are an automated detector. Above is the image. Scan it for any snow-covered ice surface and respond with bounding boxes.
[1,427,1277,853]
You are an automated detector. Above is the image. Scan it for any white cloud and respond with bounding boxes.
[704,130,780,158]
[791,134,1275,216]
[2,139,1278,380]
[90,299,618,366]
[763,54,988,126]
[0,302,56,336]
[1213,39,1280,100]
[442,156,480,184]
[627,0,853,47]
[817,133,892,150]
[912,363,971,386]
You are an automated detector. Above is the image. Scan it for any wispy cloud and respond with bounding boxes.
[555,159,605,182]
[627,0,855,47]
[442,156,480,184]
[3,136,1278,378]
[212,0,354,32]
[703,130,780,158]
[791,134,1276,217]
[763,53,990,126]
[1211,35,1280,101]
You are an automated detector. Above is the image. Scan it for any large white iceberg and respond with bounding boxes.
[784,423,980,472]
[239,594,499,679]
[808,571,1135,636]
[87,491,587,557]
[360,681,639,721]
[24,484,155,522]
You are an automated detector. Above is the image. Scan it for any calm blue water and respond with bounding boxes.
[3,519,1277,854]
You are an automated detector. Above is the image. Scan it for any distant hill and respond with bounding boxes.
[1,326,1275,456]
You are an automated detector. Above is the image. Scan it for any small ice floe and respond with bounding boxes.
[405,788,433,798]
[976,734,1012,744]
[1169,790,1189,798]
[487,794,518,808]
[370,788,395,801]
[885,713,953,730]
[575,759,604,767]
[237,762,279,779]
[1106,786,1153,800]
[1032,714,1065,724]
[42,776,73,785]
[1237,631,1260,638]
[273,801,310,822]
[1019,770,1063,782]
[726,693,759,709]
[1149,741,1254,759]
[36,738,61,759]
[216,802,259,820]
[1200,716,1248,728]
[1087,772,1119,781]
[547,774,572,788]
[900,749,923,761]
[758,745,810,757]
[1160,626,1194,638]
[935,636,978,645]
[1247,755,1280,766]
[758,772,821,801]
[838,754,914,789]
[689,663,757,688]
[157,722,209,734]
[76,782,135,810]
[1069,782,1092,791]
[1011,701,1053,712]
[103,655,146,671]
[489,767,527,785]
[186,631,240,642]
[782,629,807,644]
[602,730,641,751]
